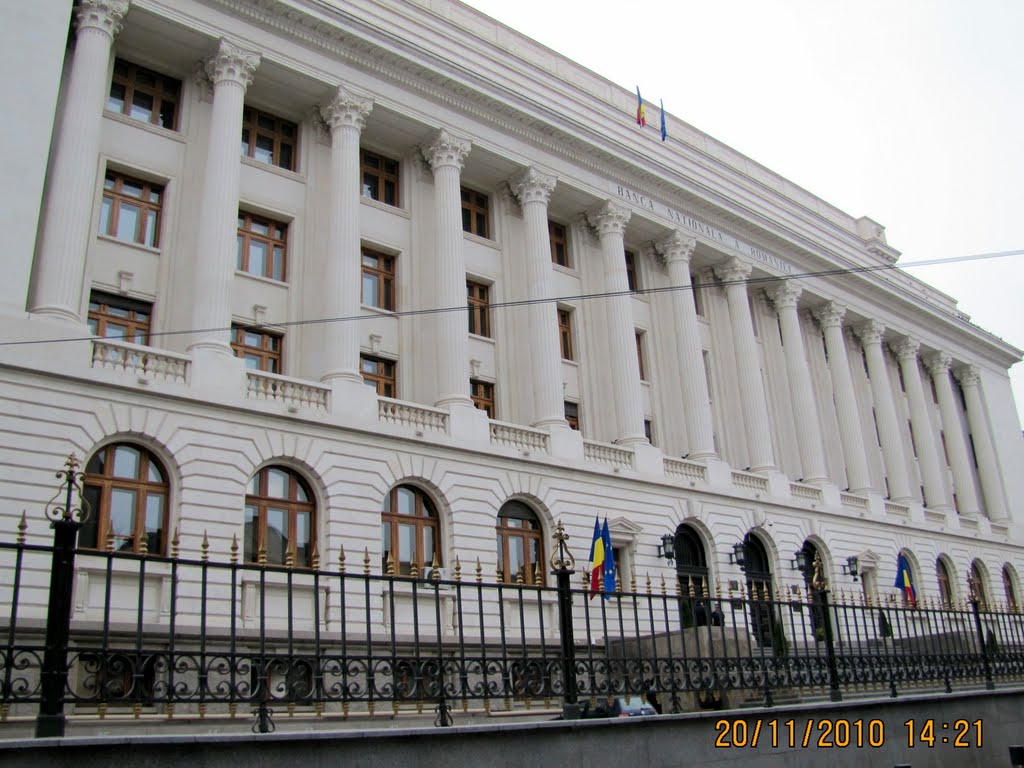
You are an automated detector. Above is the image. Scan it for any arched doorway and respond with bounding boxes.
[798,540,827,641]
[743,534,775,649]
[674,524,713,627]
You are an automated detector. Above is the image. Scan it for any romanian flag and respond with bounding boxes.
[895,554,917,607]
[588,517,616,599]
[636,87,646,127]
[660,99,667,142]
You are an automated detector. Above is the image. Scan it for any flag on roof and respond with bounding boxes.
[660,99,667,141]
[636,87,646,127]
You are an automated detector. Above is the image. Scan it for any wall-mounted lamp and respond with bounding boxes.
[658,533,675,564]
[730,542,747,571]
[791,549,809,574]
[842,555,860,581]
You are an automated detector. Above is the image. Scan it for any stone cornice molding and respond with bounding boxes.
[892,337,920,363]
[423,128,471,172]
[767,281,801,311]
[955,364,981,388]
[654,231,697,266]
[854,320,885,347]
[812,301,846,331]
[924,351,953,377]
[510,167,556,207]
[714,257,751,284]
[586,201,631,237]
[321,85,373,133]
[204,38,260,89]
[76,0,130,38]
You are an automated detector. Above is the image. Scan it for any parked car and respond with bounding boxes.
[581,696,658,718]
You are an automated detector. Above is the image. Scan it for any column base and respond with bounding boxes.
[445,400,490,445]
[325,377,379,426]
[547,424,583,461]
[187,339,233,357]
[28,305,81,324]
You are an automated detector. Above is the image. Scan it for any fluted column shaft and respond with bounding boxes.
[926,353,981,516]
[956,366,1008,521]
[31,0,130,320]
[512,169,565,427]
[768,283,827,483]
[895,339,950,511]
[855,321,912,500]
[321,87,372,384]
[424,130,472,408]
[715,258,774,471]
[658,232,716,457]
[188,40,260,355]
[587,202,646,445]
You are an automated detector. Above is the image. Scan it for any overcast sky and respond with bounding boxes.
[461,0,1024,424]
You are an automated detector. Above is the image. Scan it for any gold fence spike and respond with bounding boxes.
[229,533,238,564]
[16,512,27,546]
[498,563,505,584]
[386,551,395,577]
[409,558,420,579]
[430,551,441,581]
[363,547,370,575]
[645,573,652,594]
[630,568,637,594]
[339,544,346,574]
[702,582,710,599]
[454,556,462,582]
[137,532,149,556]
[660,574,666,596]
[284,542,295,568]
[170,527,181,559]
[688,581,696,598]
[515,568,524,585]
[475,557,483,583]
[201,531,209,563]
[311,539,320,570]
[105,528,115,552]
[257,541,267,566]
[534,560,542,586]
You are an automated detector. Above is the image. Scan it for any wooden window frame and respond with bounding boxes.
[107,58,181,130]
[241,106,298,171]
[361,149,399,207]
[549,220,569,267]
[82,444,169,555]
[361,248,396,311]
[231,325,282,373]
[558,308,574,361]
[381,485,441,576]
[636,331,647,381]
[1003,566,1018,611]
[244,466,315,567]
[467,280,491,337]
[460,187,489,239]
[496,502,545,586]
[88,292,152,345]
[100,171,164,247]
[361,355,396,398]
[937,559,954,608]
[237,212,288,281]
[625,250,638,292]
[471,379,495,418]
[564,401,579,431]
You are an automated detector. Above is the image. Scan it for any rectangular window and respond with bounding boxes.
[549,220,569,267]
[691,271,704,317]
[88,292,151,344]
[361,248,395,310]
[564,402,579,431]
[930,376,938,404]
[625,250,638,292]
[748,294,759,337]
[107,59,181,130]
[231,326,282,373]
[467,280,491,337]
[460,187,489,238]
[558,309,574,361]
[241,107,297,171]
[470,379,495,418]
[237,212,287,281]
[968,434,978,468]
[908,419,917,457]
[361,355,395,398]
[636,331,647,381]
[644,419,653,444]
[361,149,399,206]
[941,431,950,466]
[100,172,163,247]
[897,364,906,392]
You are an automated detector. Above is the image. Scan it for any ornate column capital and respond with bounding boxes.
[586,200,631,237]
[423,128,471,172]
[892,336,920,363]
[655,230,697,265]
[854,319,885,347]
[767,281,802,310]
[204,39,260,89]
[713,257,751,284]
[955,364,981,388]
[812,301,846,330]
[76,0,130,37]
[510,167,556,206]
[321,85,373,133]
[924,351,953,377]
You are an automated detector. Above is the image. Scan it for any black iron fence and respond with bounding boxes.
[3,458,1024,737]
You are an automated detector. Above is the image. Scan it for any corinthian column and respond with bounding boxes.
[320,86,372,385]
[955,365,1008,521]
[767,283,827,483]
[894,338,950,511]
[656,231,715,458]
[813,303,872,493]
[714,258,774,471]
[925,352,981,516]
[187,40,260,356]
[855,320,912,501]
[30,0,131,321]
[423,129,473,408]
[587,201,646,445]
[511,168,566,428]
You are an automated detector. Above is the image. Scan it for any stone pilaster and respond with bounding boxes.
[855,320,911,501]
[925,352,981,516]
[767,283,828,483]
[423,129,473,408]
[30,0,131,321]
[714,258,774,471]
[320,85,372,385]
[656,231,716,458]
[510,167,566,429]
[586,201,646,445]
[894,338,950,512]
[955,365,1008,521]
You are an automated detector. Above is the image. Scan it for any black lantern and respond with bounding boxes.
[792,549,808,574]
[730,541,747,570]
[843,555,860,581]
[658,533,675,564]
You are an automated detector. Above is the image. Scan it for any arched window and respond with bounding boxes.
[382,485,440,575]
[674,524,708,597]
[936,558,954,608]
[970,560,989,610]
[496,501,544,585]
[743,533,776,648]
[82,444,169,554]
[799,540,827,640]
[1003,565,1018,611]
[244,466,315,566]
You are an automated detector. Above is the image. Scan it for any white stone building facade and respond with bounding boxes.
[3,0,1024,617]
